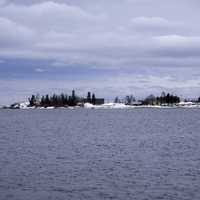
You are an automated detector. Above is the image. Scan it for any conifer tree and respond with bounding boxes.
[166,93,170,104]
[92,93,96,105]
[29,95,36,106]
[71,90,76,106]
[114,96,120,103]
[45,94,50,106]
[40,95,45,107]
[87,92,91,103]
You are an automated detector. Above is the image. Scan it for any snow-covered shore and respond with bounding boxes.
[84,102,200,109]
[2,101,200,110]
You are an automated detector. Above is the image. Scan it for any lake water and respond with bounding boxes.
[0,108,200,200]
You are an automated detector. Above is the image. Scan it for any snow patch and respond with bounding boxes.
[84,103,95,108]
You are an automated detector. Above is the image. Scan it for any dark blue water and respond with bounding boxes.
[0,109,200,200]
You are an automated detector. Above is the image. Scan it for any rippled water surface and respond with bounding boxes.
[1,109,200,200]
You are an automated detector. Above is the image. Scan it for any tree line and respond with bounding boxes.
[28,90,182,107]
[143,92,180,105]
[28,90,97,107]
[114,92,180,105]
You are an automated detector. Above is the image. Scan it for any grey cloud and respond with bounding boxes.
[131,16,178,30]
[0,17,34,47]
[0,1,200,68]
[0,0,200,103]
[152,35,200,58]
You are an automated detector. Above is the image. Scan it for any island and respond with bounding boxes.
[2,90,200,109]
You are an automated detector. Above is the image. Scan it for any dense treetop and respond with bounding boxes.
[28,90,97,107]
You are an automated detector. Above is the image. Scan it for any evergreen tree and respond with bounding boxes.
[71,90,77,106]
[68,96,72,106]
[144,94,156,105]
[29,95,36,106]
[92,93,96,105]
[166,93,170,104]
[44,94,50,107]
[114,96,120,103]
[161,91,166,104]
[40,95,45,107]
[64,94,69,105]
[52,94,58,106]
[61,93,65,106]
[87,92,91,103]
[72,90,75,99]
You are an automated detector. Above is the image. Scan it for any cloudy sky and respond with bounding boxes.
[0,0,200,105]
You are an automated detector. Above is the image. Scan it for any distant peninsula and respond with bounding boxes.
[2,90,200,109]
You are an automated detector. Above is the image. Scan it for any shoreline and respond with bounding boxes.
[1,103,200,110]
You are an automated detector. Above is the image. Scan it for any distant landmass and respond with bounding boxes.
[1,90,200,109]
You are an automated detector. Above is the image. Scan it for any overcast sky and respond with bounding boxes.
[0,0,200,104]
